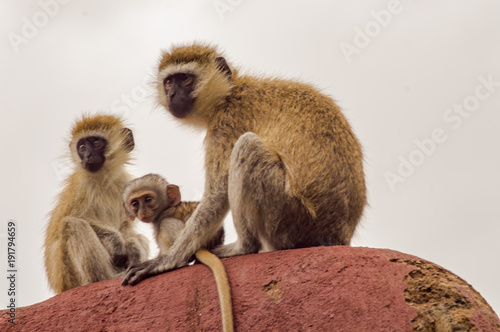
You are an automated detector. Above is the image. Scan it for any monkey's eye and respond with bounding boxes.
[131,200,139,208]
[79,144,86,152]
[93,141,104,150]
[164,77,173,90]
[179,74,193,86]
[145,196,153,203]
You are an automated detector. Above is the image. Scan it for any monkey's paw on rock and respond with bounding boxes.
[2,247,499,331]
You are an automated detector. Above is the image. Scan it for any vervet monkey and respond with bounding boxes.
[123,174,232,332]
[44,114,149,293]
[122,173,224,254]
[123,43,366,287]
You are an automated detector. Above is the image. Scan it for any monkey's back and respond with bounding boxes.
[219,76,366,240]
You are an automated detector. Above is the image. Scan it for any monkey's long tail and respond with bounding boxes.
[195,249,234,332]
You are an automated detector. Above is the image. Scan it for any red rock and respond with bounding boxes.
[2,247,499,331]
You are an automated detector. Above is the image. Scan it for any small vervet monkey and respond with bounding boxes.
[44,114,149,293]
[122,173,225,254]
[123,43,366,288]
[123,173,232,332]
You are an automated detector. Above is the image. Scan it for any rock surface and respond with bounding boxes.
[2,246,499,331]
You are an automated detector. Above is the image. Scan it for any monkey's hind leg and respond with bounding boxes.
[62,217,118,288]
[213,132,296,258]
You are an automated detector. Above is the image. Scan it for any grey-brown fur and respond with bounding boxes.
[44,114,149,293]
[122,173,223,256]
[122,44,366,285]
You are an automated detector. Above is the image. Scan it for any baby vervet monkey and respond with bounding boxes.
[122,173,224,254]
[123,174,233,332]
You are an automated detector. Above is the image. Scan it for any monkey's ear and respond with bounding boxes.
[121,128,135,151]
[166,184,181,207]
[123,202,136,221]
[215,57,232,79]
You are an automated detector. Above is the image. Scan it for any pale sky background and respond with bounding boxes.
[1,0,499,316]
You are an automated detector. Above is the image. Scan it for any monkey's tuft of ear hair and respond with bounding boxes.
[215,57,232,79]
[121,128,135,151]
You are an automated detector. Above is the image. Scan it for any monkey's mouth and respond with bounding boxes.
[168,107,190,119]
[140,216,155,223]
[167,101,194,119]
[83,161,104,173]
[82,154,105,173]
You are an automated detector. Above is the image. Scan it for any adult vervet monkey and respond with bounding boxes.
[123,43,366,286]
[45,114,149,293]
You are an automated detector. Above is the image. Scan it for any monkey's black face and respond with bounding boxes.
[77,136,107,172]
[128,192,158,223]
[163,73,196,118]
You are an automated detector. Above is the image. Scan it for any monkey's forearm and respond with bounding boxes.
[125,235,149,266]
[90,223,126,255]
[107,237,129,268]
[169,195,228,262]
[89,221,140,268]
[120,221,150,265]
[165,170,229,261]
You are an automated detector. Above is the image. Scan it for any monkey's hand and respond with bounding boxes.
[122,255,188,286]
[121,259,158,285]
